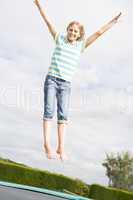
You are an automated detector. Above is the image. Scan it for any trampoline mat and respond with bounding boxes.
[0,185,68,200]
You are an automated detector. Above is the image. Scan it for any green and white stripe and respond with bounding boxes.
[48,33,85,82]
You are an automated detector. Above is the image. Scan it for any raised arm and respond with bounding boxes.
[84,12,122,49]
[34,0,57,39]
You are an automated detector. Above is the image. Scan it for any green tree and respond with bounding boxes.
[102,151,133,192]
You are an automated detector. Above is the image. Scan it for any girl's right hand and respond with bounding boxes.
[34,0,40,7]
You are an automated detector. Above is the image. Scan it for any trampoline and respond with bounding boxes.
[0,181,91,200]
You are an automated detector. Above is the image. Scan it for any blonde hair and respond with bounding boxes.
[67,21,85,41]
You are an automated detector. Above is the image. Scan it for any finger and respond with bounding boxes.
[118,12,122,17]
[116,12,122,19]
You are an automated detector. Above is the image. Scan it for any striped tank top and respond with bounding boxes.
[47,32,85,82]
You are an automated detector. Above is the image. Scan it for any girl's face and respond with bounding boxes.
[67,24,80,43]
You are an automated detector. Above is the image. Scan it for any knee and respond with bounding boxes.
[43,105,55,120]
[57,112,69,124]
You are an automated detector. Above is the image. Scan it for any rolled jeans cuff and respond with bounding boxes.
[43,117,53,121]
[57,119,68,124]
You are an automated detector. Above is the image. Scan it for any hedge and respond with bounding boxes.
[89,184,133,200]
[0,160,89,197]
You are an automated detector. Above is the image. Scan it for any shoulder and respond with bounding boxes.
[74,39,86,53]
[59,32,67,41]
[54,32,66,44]
[79,38,86,53]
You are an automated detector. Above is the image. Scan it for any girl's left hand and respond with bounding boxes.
[113,12,122,23]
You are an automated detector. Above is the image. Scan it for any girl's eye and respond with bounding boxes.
[69,29,78,33]
[69,29,73,32]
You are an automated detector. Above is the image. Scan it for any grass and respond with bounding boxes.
[0,156,90,197]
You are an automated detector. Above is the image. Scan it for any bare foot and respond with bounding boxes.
[44,144,55,159]
[56,149,68,161]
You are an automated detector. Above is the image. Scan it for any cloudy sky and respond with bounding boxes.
[0,0,133,185]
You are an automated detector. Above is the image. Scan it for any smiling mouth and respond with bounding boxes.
[67,34,77,42]
[69,34,76,38]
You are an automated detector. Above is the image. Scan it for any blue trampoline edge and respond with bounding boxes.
[0,181,92,200]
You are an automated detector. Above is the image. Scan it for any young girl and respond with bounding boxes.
[34,0,121,160]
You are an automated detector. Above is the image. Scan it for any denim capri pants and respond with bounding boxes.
[43,74,71,124]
